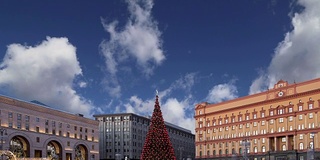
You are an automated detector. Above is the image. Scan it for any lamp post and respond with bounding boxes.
[178,146,183,160]
[241,138,250,160]
[311,132,316,160]
[0,127,8,160]
[0,128,7,150]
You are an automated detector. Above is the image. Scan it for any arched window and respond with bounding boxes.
[282,145,286,151]
[225,149,228,155]
[299,143,304,150]
[207,150,210,156]
[232,148,236,154]
[239,148,242,154]
[219,149,222,155]
[254,147,258,153]
[310,141,314,149]
[262,146,266,152]
[213,150,216,155]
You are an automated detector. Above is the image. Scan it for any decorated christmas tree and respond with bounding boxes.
[140,93,176,160]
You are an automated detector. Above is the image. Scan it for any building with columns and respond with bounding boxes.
[195,78,320,160]
[0,94,99,160]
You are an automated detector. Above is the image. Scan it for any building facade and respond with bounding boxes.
[0,95,99,160]
[195,78,320,160]
[94,113,195,160]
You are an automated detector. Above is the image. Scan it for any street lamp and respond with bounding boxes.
[178,146,184,160]
[0,127,7,151]
[0,128,8,160]
[241,138,250,160]
[311,132,316,160]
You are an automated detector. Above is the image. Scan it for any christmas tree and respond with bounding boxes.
[140,94,176,160]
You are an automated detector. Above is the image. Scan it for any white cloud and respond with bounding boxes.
[0,37,94,117]
[123,73,197,133]
[250,0,320,94]
[78,81,87,88]
[100,0,165,97]
[206,83,238,103]
[124,95,195,133]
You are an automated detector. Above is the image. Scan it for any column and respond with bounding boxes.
[274,137,277,151]
[286,135,288,151]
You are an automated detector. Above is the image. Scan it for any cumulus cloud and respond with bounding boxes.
[205,82,238,103]
[0,37,94,117]
[124,95,195,133]
[100,0,165,97]
[124,73,197,133]
[250,0,320,94]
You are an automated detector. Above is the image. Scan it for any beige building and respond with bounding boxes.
[195,78,320,160]
[0,95,99,160]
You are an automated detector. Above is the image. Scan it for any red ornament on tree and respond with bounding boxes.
[140,92,176,160]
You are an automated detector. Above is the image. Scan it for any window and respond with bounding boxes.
[25,115,30,122]
[17,122,21,129]
[278,109,283,115]
[289,116,293,122]
[270,111,273,116]
[246,115,250,120]
[36,117,40,122]
[289,126,293,131]
[282,137,286,142]
[299,115,303,120]
[253,114,257,119]
[225,119,228,124]
[270,119,274,124]
[239,116,242,122]
[310,142,314,149]
[8,112,13,118]
[253,122,257,127]
[298,105,303,111]
[261,121,265,126]
[36,137,40,142]
[289,107,293,113]
[261,112,265,118]
[254,147,257,153]
[300,134,303,140]
[282,145,286,151]
[262,146,266,152]
[239,124,243,129]
[17,114,21,120]
[246,123,250,128]
[25,123,29,130]
[262,138,265,143]
[309,103,313,109]
[309,113,313,119]
[299,143,304,150]
[36,127,40,132]
[279,118,284,123]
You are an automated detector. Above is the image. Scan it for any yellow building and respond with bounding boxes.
[195,78,320,160]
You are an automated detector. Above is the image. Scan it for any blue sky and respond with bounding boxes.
[1,0,320,132]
